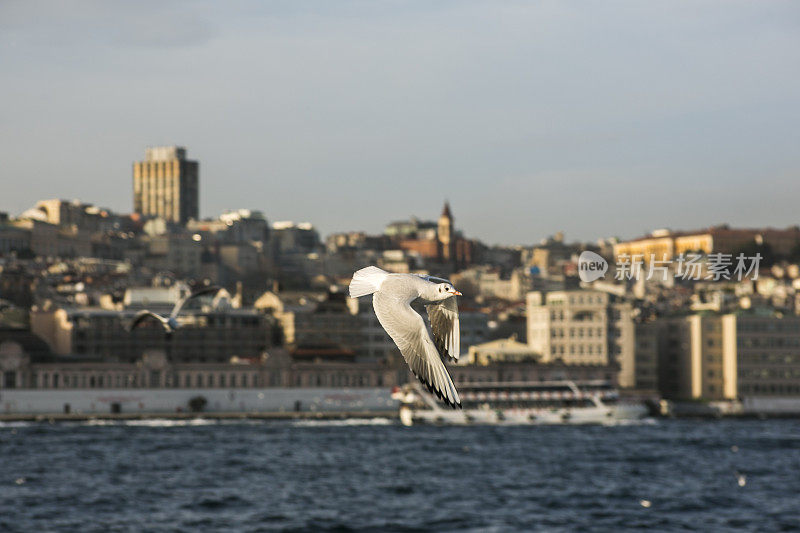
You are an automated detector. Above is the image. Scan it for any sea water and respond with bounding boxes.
[1,419,798,532]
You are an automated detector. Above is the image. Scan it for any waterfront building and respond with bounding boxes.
[0,337,399,397]
[0,326,614,395]
[646,313,800,406]
[527,290,636,388]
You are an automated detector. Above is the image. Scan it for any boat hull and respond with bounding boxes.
[403,403,648,426]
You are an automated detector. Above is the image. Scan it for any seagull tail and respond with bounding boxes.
[349,266,388,298]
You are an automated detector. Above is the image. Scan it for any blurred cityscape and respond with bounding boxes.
[2,145,800,416]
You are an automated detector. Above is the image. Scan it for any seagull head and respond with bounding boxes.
[436,283,462,300]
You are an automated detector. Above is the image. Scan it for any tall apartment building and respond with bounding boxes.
[133,146,199,224]
[526,290,635,387]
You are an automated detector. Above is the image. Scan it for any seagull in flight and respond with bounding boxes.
[349,266,462,408]
[127,285,222,336]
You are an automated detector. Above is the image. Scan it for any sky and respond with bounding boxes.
[1,1,799,245]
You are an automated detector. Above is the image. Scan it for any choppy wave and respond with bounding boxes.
[81,418,219,427]
[0,421,33,428]
[1,419,798,531]
[123,418,219,427]
[292,417,394,427]
[602,417,659,427]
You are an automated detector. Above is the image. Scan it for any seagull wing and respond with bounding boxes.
[418,274,451,285]
[426,296,460,362]
[170,286,221,318]
[128,310,166,332]
[373,292,461,408]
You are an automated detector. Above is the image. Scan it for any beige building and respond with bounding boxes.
[527,290,636,387]
[614,226,800,264]
[133,146,199,224]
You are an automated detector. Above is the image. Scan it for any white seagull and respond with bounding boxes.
[127,285,221,336]
[349,266,462,409]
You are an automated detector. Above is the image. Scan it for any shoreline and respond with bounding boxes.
[0,410,398,423]
[2,411,799,423]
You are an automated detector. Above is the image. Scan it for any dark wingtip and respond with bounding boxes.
[411,372,459,410]
[432,338,458,364]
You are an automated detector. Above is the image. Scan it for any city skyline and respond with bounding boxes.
[3,4,800,531]
[2,1,799,244]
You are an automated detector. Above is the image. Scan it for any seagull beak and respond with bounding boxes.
[452,290,462,296]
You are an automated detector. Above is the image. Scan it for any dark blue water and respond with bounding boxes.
[1,418,799,532]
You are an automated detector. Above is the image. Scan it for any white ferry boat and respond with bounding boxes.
[395,380,648,426]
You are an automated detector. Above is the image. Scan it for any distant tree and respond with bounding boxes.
[733,241,776,267]
[789,242,800,263]
[15,248,35,260]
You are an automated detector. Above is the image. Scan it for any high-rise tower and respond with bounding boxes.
[133,146,199,224]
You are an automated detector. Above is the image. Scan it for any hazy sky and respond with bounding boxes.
[1,1,798,245]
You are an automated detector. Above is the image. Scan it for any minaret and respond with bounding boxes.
[438,201,454,262]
